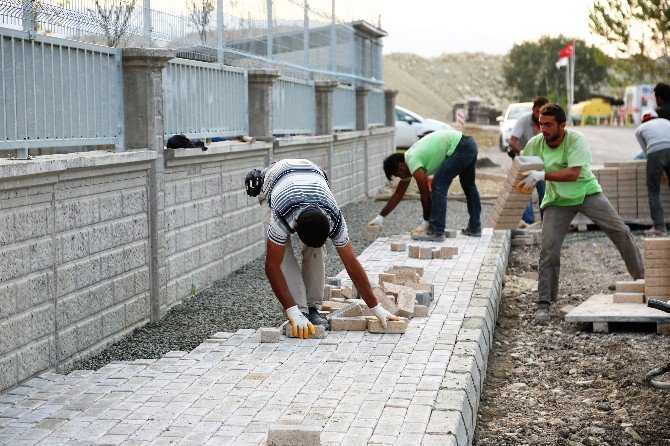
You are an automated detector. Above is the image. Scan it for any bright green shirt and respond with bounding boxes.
[404,130,463,176]
[522,129,602,208]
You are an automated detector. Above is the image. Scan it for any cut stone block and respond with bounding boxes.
[612,292,645,304]
[396,288,416,318]
[444,229,458,238]
[513,155,545,172]
[440,246,459,258]
[331,288,342,299]
[267,425,322,446]
[414,304,429,317]
[378,273,396,285]
[373,287,398,314]
[615,280,645,293]
[260,327,282,343]
[321,300,350,312]
[408,245,421,258]
[644,238,670,250]
[390,242,406,252]
[381,281,412,298]
[330,316,368,331]
[367,318,409,334]
[387,265,424,277]
[323,285,332,300]
[326,302,364,320]
[417,247,433,259]
[281,322,326,339]
[366,225,382,234]
[341,286,356,299]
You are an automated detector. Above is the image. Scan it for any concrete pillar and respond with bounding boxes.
[315,80,338,135]
[248,69,281,138]
[122,48,175,323]
[356,85,371,131]
[384,89,399,128]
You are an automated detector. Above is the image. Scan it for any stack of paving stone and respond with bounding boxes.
[644,237,670,302]
[407,245,459,259]
[511,222,543,246]
[489,155,544,229]
[573,161,670,228]
[612,279,646,304]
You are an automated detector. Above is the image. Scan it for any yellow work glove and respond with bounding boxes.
[371,304,400,328]
[286,306,315,339]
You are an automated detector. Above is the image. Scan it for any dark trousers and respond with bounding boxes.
[646,148,670,231]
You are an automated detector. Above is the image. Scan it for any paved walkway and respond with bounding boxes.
[0,229,509,446]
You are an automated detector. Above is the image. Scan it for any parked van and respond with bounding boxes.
[622,84,657,124]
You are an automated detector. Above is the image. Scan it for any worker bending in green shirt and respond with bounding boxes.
[368,129,482,241]
[518,104,645,323]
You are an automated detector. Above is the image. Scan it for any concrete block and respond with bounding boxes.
[323,285,332,300]
[326,302,364,320]
[646,276,670,287]
[372,288,398,314]
[444,229,458,238]
[267,425,321,446]
[415,292,431,307]
[321,300,350,312]
[387,265,424,277]
[396,288,416,318]
[331,288,342,299]
[647,267,670,277]
[330,317,368,331]
[260,328,282,343]
[615,281,646,293]
[513,155,545,172]
[367,317,408,334]
[612,292,644,304]
[417,247,433,259]
[644,238,670,250]
[408,245,421,258]
[390,242,406,252]
[414,305,429,317]
[325,277,341,288]
[440,247,459,258]
[559,305,576,317]
[341,286,356,300]
[380,281,410,298]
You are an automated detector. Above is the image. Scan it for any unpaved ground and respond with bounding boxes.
[474,232,670,446]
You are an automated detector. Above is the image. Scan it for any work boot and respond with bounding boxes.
[535,304,550,324]
[306,308,330,330]
[461,227,482,237]
[410,231,445,242]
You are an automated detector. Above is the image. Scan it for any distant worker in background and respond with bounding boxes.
[508,96,549,225]
[367,130,482,241]
[654,82,670,121]
[635,109,670,236]
[517,104,644,323]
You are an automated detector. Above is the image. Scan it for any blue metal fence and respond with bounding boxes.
[333,84,355,131]
[273,76,315,136]
[163,59,248,139]
[0,28,123,159]
[368,87,385,127]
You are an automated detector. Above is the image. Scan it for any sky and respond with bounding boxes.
[337,0,602,57]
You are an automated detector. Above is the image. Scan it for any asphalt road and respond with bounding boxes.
[576,125,640,164]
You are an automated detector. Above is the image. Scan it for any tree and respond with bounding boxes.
[89,0,138,48]
[589,0,670,78]
[188,0,215,43]
[503,36,609,105]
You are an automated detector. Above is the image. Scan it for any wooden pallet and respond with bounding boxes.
[565,294,670,334]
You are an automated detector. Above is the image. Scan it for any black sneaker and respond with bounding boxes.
[535,304,550,324]
[306,308,330,330]
[411,231,446,242]
[461,227,482,237]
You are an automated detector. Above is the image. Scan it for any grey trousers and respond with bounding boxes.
[646,148,670,231]
[262,201,326,313]
[538,193,645,305]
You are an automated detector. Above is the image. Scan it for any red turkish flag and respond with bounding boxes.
[559,42,574,58]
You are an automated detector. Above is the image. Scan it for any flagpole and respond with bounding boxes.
[565,59,571,122]
[570,40,576,113]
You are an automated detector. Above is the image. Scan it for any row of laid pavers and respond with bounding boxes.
[0,228,509,446]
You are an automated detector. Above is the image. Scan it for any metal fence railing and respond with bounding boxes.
[368,87,385,127]
[163,59,248,139]
[0,27,123,159]
[273,76,315,136]
[333,84,355,131]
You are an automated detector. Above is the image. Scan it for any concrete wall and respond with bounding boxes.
[0,128,394,391]
[0,151,156,390]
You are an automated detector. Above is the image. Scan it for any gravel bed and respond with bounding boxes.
[71,195,492,372]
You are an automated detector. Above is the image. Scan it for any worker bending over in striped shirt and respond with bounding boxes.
[245,159,399,339]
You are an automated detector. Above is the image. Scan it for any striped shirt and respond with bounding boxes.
[261,159,349,248]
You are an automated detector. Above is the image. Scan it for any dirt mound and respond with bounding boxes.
[383,52,516,123]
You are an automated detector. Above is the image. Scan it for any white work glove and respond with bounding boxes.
[412,220,430,234]
[517,170,545,192]
[371,304,400,329]
[286,305,315,339]
[368,214,384,227]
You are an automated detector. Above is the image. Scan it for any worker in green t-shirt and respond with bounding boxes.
[518,104,645,323]
[367,129,482,241]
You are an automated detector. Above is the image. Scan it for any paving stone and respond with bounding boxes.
[367,318,408,334]
[267,424,322,445]
[396,289,416,318]
[612,292,645,304]
[366,225,382,234]
[377,273,396,285]
[414,305,429,317]
[330,317,368,331]
[283,323,326,339]
[390,243,406,252]
[259,328,282,343]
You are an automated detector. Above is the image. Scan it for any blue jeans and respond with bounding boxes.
[522,180,546,224]
[428,135,481,233]
[646,148,670,231]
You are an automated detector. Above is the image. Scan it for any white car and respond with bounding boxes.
[395,106,453,149]
[496,102,533,150]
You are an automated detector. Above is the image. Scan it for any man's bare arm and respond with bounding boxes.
[380,179,410,217]
[412,167,431,221]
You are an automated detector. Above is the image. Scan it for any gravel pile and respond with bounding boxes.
[71,194,492,372]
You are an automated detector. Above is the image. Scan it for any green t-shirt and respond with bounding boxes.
[404,130,463,176]
[522,129,602,208]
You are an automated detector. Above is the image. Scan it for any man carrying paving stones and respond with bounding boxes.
[367,129,482,241]
[245,159,399,338]
[518,103,645,323]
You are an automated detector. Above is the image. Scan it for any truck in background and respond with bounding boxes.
[622,84,657,124]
